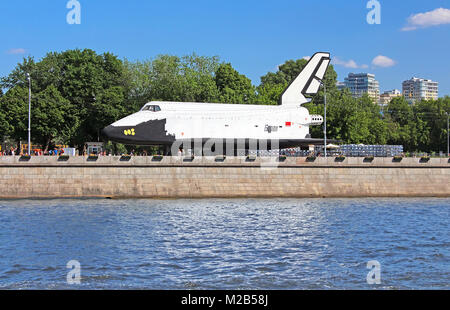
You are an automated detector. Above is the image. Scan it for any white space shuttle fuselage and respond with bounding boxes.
[102,52,331,149]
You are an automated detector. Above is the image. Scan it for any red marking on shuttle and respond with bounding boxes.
[285,122,292,127]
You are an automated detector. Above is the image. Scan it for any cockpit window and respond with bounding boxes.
[142,105,161,112]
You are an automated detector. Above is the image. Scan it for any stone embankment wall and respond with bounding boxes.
[0,156,448,198]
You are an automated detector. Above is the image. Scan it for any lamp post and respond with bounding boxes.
[323,81,327,158]
[447,112,449,157]
[27,73,31,155]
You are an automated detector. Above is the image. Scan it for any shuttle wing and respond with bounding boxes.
[280,52,331,107]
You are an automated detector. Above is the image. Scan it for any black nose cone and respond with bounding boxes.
[101,125,140,144]
[101,125,124,142]
[101,125,113,139]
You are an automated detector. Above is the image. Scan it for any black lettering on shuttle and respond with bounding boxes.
[264,125,278,133]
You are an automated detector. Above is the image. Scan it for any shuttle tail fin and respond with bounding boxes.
[279,52,331,107]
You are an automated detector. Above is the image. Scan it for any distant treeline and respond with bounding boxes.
[0,49,449,153]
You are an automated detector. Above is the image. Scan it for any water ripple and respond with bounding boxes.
[0,198,448,289]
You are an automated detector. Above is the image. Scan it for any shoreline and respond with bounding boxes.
[1,156,449,199]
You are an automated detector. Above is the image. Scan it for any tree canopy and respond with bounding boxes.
[1,49,130,148]
[0,49,448,153]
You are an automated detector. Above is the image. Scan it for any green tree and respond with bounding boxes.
[258,58,338,106]
[255,83,287,105]
[1,49,131,147]
[414,97,450,152]
[305,90,387,144]
[180,54,221,103]
[215,63,256,104]
[31,85,74,149]
[385,97,418,151]
[0,88,9,141]
[55,50,129,144]
[0,110,10,142]
[0,86,28,142]
[1,49,447,153]
[0,84,76,150]
[124,53,221,109]
[0,56,36,90]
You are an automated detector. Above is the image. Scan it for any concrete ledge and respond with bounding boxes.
[0,156,448,167]
[0,156,449,199]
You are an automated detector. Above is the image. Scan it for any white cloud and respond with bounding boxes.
[372,55,396,68]
[401,8,450,31]
[332,57,368,69]
[6,48,26,55]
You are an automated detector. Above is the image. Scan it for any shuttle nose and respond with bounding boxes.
[101,125,140,144]
[101,125,121,141]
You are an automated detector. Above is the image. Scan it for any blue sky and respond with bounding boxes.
[1,0,449,96]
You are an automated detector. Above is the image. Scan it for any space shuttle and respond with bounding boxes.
[102,52,331,154]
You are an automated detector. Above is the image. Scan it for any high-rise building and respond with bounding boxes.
[336,81,346,91]
[402,77,438,104]
[380,89,402,106]
[343,73,380,103]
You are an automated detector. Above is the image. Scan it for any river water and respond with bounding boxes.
[0,198,448,289]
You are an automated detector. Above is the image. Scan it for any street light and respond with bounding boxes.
[27,73,31,155]
[320,80,328,158]
[447,112,449,157]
